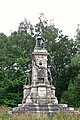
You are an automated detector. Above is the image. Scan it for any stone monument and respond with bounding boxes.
[12,36,74,115]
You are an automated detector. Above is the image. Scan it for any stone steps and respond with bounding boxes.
[12,103,74,114]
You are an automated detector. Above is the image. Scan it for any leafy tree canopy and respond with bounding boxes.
[0,13,79,107]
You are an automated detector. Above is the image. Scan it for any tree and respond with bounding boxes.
[60,81,76,107]
[34,13,77,100]
[71,54,80,107]
[0,31,35,106]
[60,25,80,107]
[60,54,80,107]
[0,13,78,106]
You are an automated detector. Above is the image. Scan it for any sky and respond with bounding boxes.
[0,0,80,38]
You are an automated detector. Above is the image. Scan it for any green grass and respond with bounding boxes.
[0,106,80,120]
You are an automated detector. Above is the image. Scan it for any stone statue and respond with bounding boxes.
[34,60,45,83]
[37,66,45,83]
[25,71,30,85]
[35,36,45,49]
[25,65,31,85]
[48,66,52,85]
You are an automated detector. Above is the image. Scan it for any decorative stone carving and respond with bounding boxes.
[38,87,46,97]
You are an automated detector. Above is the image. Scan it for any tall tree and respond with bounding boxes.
[0,13,78,106]
[60,26,80,107]
[34,13,77,100]
[0,31,35,106]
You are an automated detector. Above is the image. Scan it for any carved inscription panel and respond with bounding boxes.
[38,87,46,97]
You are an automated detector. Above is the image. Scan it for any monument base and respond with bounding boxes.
[12,103,74,115]
[11,83,74,115]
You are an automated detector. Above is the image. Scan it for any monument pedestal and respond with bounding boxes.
[12,102,74,115]
[12,82,71,114]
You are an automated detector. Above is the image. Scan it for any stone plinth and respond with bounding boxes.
[12,103,74,115]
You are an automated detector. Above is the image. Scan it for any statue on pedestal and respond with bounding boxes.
[35,34,45,49]
[25,65,31,85]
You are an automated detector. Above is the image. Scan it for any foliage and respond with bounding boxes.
[60,26,80,107]
[33,13,77,100]
[0,106,80,120]
[60,81,76,106]
[0,32,35,106]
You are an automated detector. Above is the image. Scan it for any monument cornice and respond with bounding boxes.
[32,52,49,55]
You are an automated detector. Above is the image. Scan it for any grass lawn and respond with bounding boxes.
[0,106,80,120]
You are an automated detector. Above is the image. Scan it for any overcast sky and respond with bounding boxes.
[0,0,80,38]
